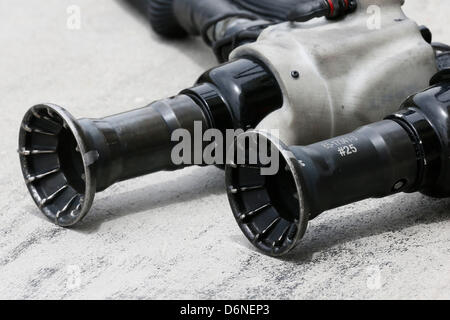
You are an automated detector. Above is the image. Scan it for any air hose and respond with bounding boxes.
[226,69,450,256]
[125,0,357,61]
[125,0,263,61]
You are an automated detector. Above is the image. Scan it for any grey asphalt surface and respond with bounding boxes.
[1,0,449,299]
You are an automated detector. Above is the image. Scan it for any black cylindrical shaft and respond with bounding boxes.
[78,95,209,192]
[293,120,419,217]
[75,57,281,192]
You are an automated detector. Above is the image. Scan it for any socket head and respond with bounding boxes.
[225,131,310,256]
[18,104,95,227]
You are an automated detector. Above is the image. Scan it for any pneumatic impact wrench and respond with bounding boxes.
[19,0,442,226]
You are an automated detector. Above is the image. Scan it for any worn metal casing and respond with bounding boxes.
[231,0,437,145]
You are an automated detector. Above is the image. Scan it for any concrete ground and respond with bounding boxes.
[1,0,449,300]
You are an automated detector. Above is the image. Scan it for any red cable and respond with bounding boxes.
[327,0,335,16]
[343,0,349,9]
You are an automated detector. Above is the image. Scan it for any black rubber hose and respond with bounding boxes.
[147,0,188,38]
[124,0,259,45]
[173,0,257,44]
[231,0,301,21]
[122,0,187,38]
